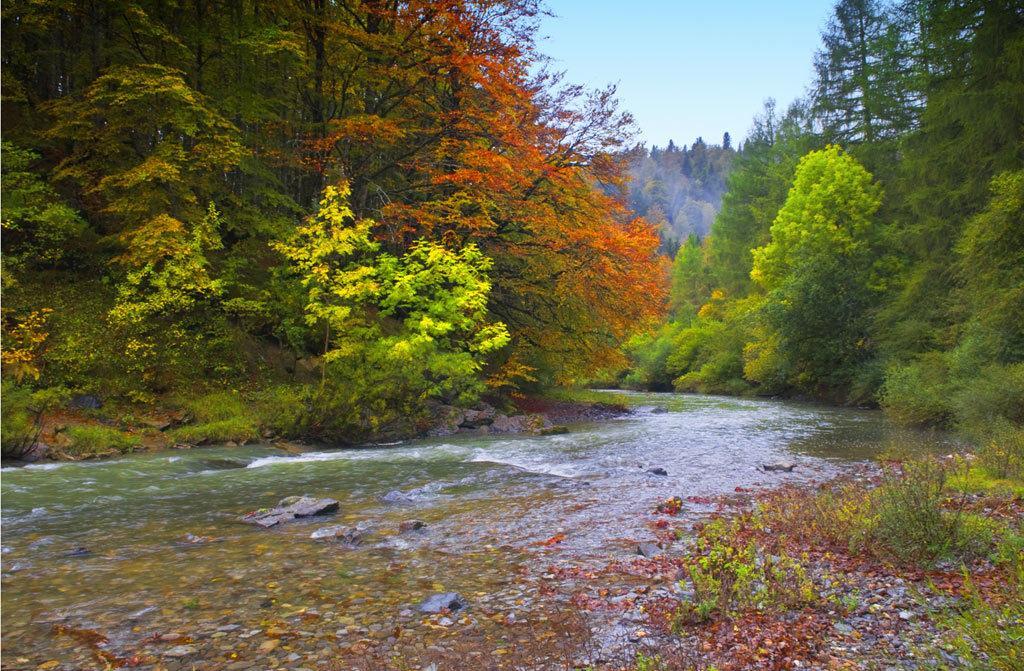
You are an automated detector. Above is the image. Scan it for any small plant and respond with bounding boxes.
[675,518,818,625]
[181,597,200,610]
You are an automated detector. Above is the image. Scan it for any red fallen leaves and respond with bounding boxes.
[535,532,566,546]
[685,495,715,505]
[53,624,149,668]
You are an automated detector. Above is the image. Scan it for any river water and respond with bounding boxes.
[0,392,954,669]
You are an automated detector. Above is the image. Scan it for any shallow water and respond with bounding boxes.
[0,392,956,669]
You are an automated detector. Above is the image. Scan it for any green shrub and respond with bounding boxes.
[250,384,309,437]
[976,421,1024,482]
[63,425,140,457]
[1,382,70,458]
[869,460,965,563]
[676,518,817,625]
[879,353,952,426]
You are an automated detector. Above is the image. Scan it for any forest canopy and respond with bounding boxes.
[0,0,667,441]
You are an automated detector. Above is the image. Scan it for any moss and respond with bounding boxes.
[63,425,141,457]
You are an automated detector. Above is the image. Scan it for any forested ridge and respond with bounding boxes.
[622,137,735,255]
[622,0,1023,451]
[1,0,668,451]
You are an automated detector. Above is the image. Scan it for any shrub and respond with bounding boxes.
[976,421,1024,482]
[1,382,69,458]
[63,425,140,457]
[676,518,817,625]
[879,353,952,426]
[759,459,1000,566]
[869,459,964,563]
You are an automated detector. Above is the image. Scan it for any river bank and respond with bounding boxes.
[2,388,631,466]
[2,392,1018,670]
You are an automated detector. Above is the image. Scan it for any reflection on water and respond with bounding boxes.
[0,392,958,667]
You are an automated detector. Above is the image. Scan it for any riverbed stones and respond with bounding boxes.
[762,461,797,472]
[398,520,426,533]
[162,644,197,657]
[240,496,339,527]
[636,542,663,558]
[381,490,415,504]
[310,525,364,544]
[418,592,468,614]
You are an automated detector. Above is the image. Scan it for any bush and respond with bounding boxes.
[975,421,1024,482]
[1,382,69,458]
[879,353,952,425]
[869,459,964,563]
[676,517,817,625]
[758,459,1000,566]
[63,425,140,457]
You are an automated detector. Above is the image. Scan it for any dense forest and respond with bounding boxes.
[622,137,735,254]
[621,0,1023,450]
[0,0,668,448]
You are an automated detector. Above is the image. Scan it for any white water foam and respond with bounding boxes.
[469,451,580,478]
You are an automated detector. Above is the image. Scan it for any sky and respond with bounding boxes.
[538,0,835,147]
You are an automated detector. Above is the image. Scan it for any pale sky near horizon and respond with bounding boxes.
[538,0,835,147]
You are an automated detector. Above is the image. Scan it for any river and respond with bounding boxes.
[0,391,954,670]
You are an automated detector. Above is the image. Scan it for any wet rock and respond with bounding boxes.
[646,467,668,476]
[380,490,415,504]
[201,458,248,470]
[762,461,797,472]
[418,592,468,613]
[651,407,669,414]
[310,525,364,544]
[539,425,570,435]
[68,394,102,410]
[491,413,548,434]
[162,645,196,658]
[240,496,339,527]
[64,546,91,558]
[636,542,663,558]
[460,404,498,428]
[398,519,426,533]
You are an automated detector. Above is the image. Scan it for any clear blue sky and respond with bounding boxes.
[538,0,834,147]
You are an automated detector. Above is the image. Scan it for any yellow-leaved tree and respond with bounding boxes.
[276,183,509,440]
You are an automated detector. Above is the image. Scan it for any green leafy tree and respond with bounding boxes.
[747,146,886,395]
[0,142,90,276]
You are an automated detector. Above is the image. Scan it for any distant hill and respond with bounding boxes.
[623,136,735,254]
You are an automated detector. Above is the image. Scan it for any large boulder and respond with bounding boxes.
[490,413,549,434]
[459,404,498,428]
[241,496,339,528]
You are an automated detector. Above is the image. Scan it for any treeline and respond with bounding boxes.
[0,0,666,443]
[623,0,1023,443]
[623,137,735,254]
